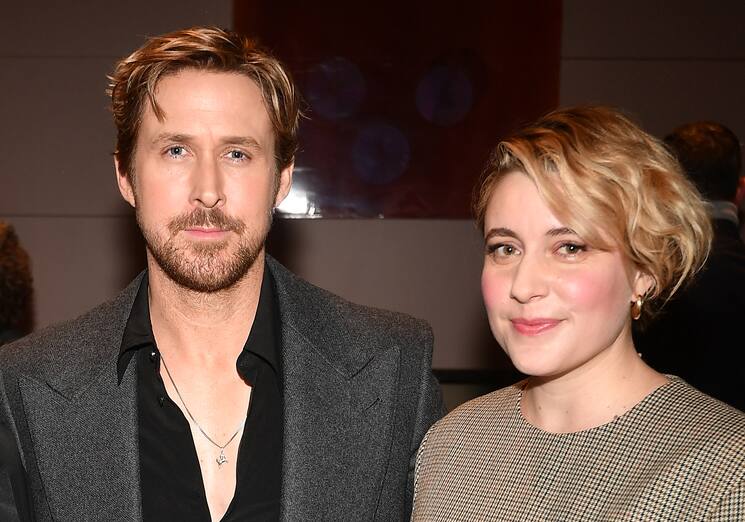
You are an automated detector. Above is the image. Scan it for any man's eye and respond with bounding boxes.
[166,146,185,157]
[227,150,247,160]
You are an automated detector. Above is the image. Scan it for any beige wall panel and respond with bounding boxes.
[563,0,745,58]
[559,60,745,138]
[267,219,508,370]
[0,57,127,216]
[1,1,232,57]
[1,215,144,329]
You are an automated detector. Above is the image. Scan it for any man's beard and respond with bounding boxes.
[137,207,269,293]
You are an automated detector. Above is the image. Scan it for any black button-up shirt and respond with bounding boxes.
[117,267,283,521]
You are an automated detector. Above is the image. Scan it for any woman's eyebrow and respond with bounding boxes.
[484,227,518,240]
[546,227,578,237]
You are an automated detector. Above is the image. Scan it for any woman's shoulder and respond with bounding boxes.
[415,383,526,477]
[659,377,745,435]
[653,379,745,512]
[427,382,525,438]
[651,378,745,471]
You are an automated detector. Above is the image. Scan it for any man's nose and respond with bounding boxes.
[190,157,225,209]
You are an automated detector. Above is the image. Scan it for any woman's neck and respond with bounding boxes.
[520,333,668,433]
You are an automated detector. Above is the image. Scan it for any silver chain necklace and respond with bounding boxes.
[160,353,246,467]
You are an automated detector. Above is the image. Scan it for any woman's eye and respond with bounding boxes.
[557,242,587,256]
[487,243,520,257]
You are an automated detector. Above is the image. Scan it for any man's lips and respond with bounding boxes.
[510,318,562,336]
[182,227,230,239]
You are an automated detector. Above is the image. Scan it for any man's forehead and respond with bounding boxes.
[138,70,273,142]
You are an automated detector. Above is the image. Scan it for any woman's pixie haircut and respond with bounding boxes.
[473,105,712,320]
[107,26,301,180]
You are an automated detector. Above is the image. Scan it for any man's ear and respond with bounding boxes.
[273,162,294,208]
[115,157,136,208]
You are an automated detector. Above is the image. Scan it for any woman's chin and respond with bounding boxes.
[508,354,566,379]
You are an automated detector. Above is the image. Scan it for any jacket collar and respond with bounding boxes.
[267,256,382,379]
[34,255,376,401]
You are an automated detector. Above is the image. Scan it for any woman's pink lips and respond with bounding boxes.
[510,318,562,336]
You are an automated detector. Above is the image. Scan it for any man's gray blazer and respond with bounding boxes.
[0,256,444,521]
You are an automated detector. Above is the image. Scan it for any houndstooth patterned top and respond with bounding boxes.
[412,377,745,521]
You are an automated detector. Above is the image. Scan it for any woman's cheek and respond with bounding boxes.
[481,268,494,304]
[481,267,508,312]
[555,267,619,313]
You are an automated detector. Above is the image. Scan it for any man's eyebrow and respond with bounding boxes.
[150,133,262,150]
[151,132,193,145]
[220,136,262,149]
[484,227,518,241]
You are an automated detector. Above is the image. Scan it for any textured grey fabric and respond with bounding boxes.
[0,256,444,521]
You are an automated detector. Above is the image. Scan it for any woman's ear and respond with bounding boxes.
[632,271,655,301]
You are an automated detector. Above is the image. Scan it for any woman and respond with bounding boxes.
[412,106,745,520]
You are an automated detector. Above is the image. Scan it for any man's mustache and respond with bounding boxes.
[168,208,246,235]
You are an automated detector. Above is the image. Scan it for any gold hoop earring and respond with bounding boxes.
[631,297,644,321]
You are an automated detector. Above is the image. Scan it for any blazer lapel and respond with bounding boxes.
[16,275,145,521]
[279,324,400,521]
[269,258,401,521]
[20,355,141,521]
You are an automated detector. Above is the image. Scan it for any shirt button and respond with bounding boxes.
[158,396,165,407]
[149,350,157,363]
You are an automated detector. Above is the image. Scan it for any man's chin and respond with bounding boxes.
[166,269,247,293]
[146,244,263,293]
[159,257,260,293]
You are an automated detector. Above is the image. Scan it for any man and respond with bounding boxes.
[635,121,745,411]
[0,27,443,521]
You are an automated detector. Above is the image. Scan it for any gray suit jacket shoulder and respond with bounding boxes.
[0,256,444,521]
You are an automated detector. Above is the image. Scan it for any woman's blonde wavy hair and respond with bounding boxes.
[473,105,712,320]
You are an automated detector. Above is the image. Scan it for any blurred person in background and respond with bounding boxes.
[737,175,745,243]
[0,222,33,346]
[635,121,745,411]
[0,222,34,521]
[411,106,744,520]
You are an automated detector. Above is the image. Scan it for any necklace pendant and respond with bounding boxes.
[216,450,228,467]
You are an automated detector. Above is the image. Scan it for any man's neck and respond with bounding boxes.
[146,251,265,364]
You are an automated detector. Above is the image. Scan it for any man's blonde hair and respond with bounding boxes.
[474,105,712,319]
